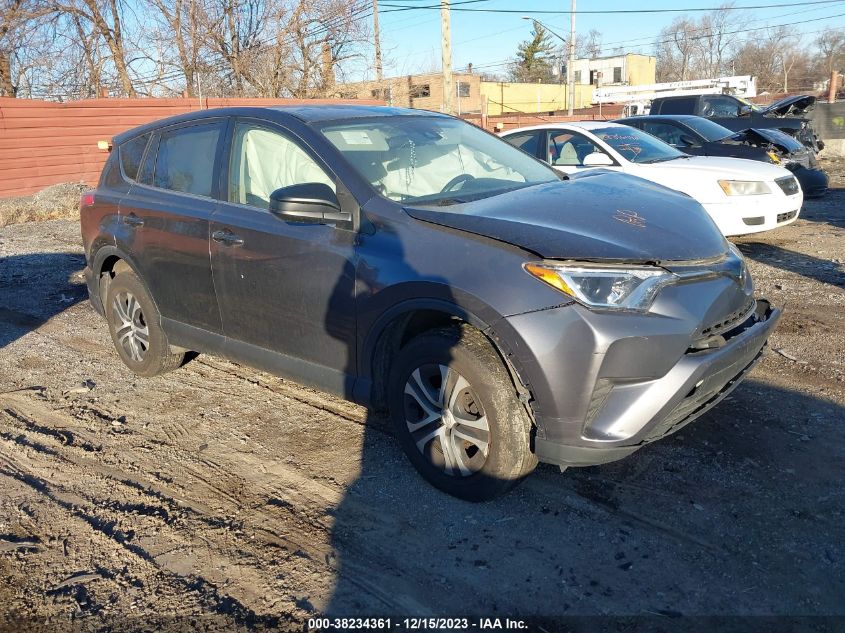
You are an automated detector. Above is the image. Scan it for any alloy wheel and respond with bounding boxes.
[112,291,149,362]
[403,364,490,477]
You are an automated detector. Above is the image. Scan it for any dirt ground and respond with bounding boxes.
[0,164,843,632]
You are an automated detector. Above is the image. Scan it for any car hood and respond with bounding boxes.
[761,94,815,117]
[641,155,789,180]
[403,172,729,262]
[741,127,806,153]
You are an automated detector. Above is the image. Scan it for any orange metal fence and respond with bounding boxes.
[0,97,380,198]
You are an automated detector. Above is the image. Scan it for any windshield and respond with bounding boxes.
[319,116,559,204]
[683,117,734,142]
[591,126,685,163]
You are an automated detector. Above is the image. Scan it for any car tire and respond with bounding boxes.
[388,325,537,501]
[105,270,185,377]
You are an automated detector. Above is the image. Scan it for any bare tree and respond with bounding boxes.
[816,27,845,75]
[655,5,746,82]
[47,0,136,95]
[576,28,602,60]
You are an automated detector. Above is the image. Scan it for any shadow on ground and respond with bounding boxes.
[735,241,844,288]
[0,253,87,348]
[320,373,845,620]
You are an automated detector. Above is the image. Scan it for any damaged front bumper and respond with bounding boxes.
[496,280,780,468]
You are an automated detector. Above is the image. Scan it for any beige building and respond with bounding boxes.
[337,55,655,115]
[337,72,483,114]
[570,53,656,88]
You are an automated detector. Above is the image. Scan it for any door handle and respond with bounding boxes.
[212,229,244,246]
[124,214,144,227]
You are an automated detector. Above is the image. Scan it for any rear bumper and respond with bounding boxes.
[500,294,780,468]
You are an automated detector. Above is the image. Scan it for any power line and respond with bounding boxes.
[379,0,845,14]
[457,10,845,72]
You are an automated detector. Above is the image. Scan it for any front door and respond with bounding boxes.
[210,119,357,393]
[545,129,619,176]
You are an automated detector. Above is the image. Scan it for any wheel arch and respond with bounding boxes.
[360,299,534,419]
[90,246,149,315]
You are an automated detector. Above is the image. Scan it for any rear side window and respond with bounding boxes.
[504,132,542,158]
[120,133,151,181]
[656,97,697,115]
[154,123,222,197]
[100,150,123,188]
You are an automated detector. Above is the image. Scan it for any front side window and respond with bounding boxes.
[320,116,558,205]
[702,96,740,117]
[120,133,151,181]
[547,130,604,166]
[154,123,221,196]
[229,124,335,209]
[590,126,685,164]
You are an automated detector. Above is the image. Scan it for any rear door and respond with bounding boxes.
[209,118,357,392]
[118,118,225,333]
[503,130,545,160]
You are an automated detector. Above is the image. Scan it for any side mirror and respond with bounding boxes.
[582,152,614,167]
[268,183,351,227]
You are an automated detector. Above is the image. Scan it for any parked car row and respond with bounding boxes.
[647,93,823,154]
[614,115,828,198]
[501,120,803,236]
[81,105,782,500]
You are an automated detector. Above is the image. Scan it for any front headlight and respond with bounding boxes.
[523,262,677,312]
[718,180,771,196]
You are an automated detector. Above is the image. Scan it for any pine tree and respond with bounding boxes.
[511,25,558,83]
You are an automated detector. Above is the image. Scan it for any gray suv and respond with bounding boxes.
[80,106,780,500]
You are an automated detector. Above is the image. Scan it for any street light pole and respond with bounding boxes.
[567,0,576,115]
[521,14,575,115]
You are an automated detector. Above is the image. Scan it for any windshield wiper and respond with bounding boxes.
[640,155,689,164]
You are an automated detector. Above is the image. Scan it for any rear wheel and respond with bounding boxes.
[105,270,184,377]
[388,326,537,501]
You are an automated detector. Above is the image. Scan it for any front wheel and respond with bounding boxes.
[388,326,537,501]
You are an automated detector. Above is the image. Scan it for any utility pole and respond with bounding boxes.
[373,0,383,84]
[441,0,453,114]
[567,0,576,115]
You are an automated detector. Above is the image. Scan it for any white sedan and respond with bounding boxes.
[501,121,802,236]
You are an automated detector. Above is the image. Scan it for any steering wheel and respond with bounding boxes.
[441,174,475,193]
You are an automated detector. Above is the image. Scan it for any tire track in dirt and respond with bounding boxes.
[0,391,441,616]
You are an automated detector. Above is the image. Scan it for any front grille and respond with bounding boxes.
[699,297,756,340]
[776,175,800,196]
[777,210,798,223]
